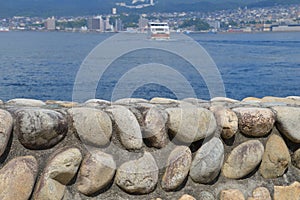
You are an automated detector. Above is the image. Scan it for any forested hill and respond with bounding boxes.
[0,0,299,17]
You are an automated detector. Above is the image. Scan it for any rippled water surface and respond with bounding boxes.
[0,31,299,101]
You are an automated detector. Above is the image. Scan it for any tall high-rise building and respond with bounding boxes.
[105,16,112,31]
[115,19,123,32]
[45,17,56,30]
[88,16,105,32]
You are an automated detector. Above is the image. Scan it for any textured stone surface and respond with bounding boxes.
[106,105,143,150]
[114,98,148,104]
[166,103,217,143]
[259,134,290,178]
[143,107,169,148]
[7,98,46,106]
[262,96,300,105]
[68,107,112,147]
[15,108,68,149]
[274,181,300,200]
[161,146,192,191]
[33,148,82,200]
[273,106,300,143]
[211,97,239,103]
[211,106,238,139]
[116,152,158,194]
[178,194,196,200]
[242,97,261,102]
[84,99,111,106]
[222,140,264,179]
[150,97,179,104]
[220,189,245,200]
[292,148,300,169]
[248,187,271,200]
[77,150,116,196]
[0,156,38,200]
[45,100,78,108]
[233,107,275,137]
[190,137,224,183]
[199,191,215,200]
[0,109,13,156]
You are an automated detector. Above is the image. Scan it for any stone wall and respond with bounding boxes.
[0,96,300,200]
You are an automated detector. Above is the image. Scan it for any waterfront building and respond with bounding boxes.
[139,17,149,32]
[45,17,56,30]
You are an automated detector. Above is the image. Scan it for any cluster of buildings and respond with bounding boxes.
[0,4,300,33]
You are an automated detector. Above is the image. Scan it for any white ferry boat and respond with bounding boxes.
[0,27,9,32]
[148,22,170,40]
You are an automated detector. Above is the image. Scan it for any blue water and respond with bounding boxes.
[0,31,299,101]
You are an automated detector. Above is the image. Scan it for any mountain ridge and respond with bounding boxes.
[0,0,298,17]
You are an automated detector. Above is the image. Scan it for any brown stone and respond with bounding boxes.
[115,152,158,194]
[233,107,275,137]
[161,146,192,191]
[0,156,38,200]
[248,187,271,200]
[220,189,245,200]
[211,106,238,139]
[77,150,116,196]
[166,103,217,143]
[33,148,82,200]
[274,181,300,200]
[178,194,196,200]
[222,140,264,179]
[259,134,291,178]
[68,107,112,147]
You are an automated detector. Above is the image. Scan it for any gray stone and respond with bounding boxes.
[233,107,275,137]
[199,191,215,200]
[211,106,238,139]
[7,98,46,106]
[166,103,217,143]
[114,98,148,105]
[161,146,192,191]
[84,99,111,107]
[77,150,116,196]
[0,156,38,200]
[15,108,68,149]
[45,100,78,108]
[190,137,224,183]
[222,140,264,179]
[68,107,112,147]
[293,148,300,169]
[143,107,169,148]
[115,152,158,194]
[150,97,180,104]
[211,97,239,103]
[33,148,82,200]
[106,105,143,150]
[259,134,290,178]
[272,106,300,143]
[0,109,13,156]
